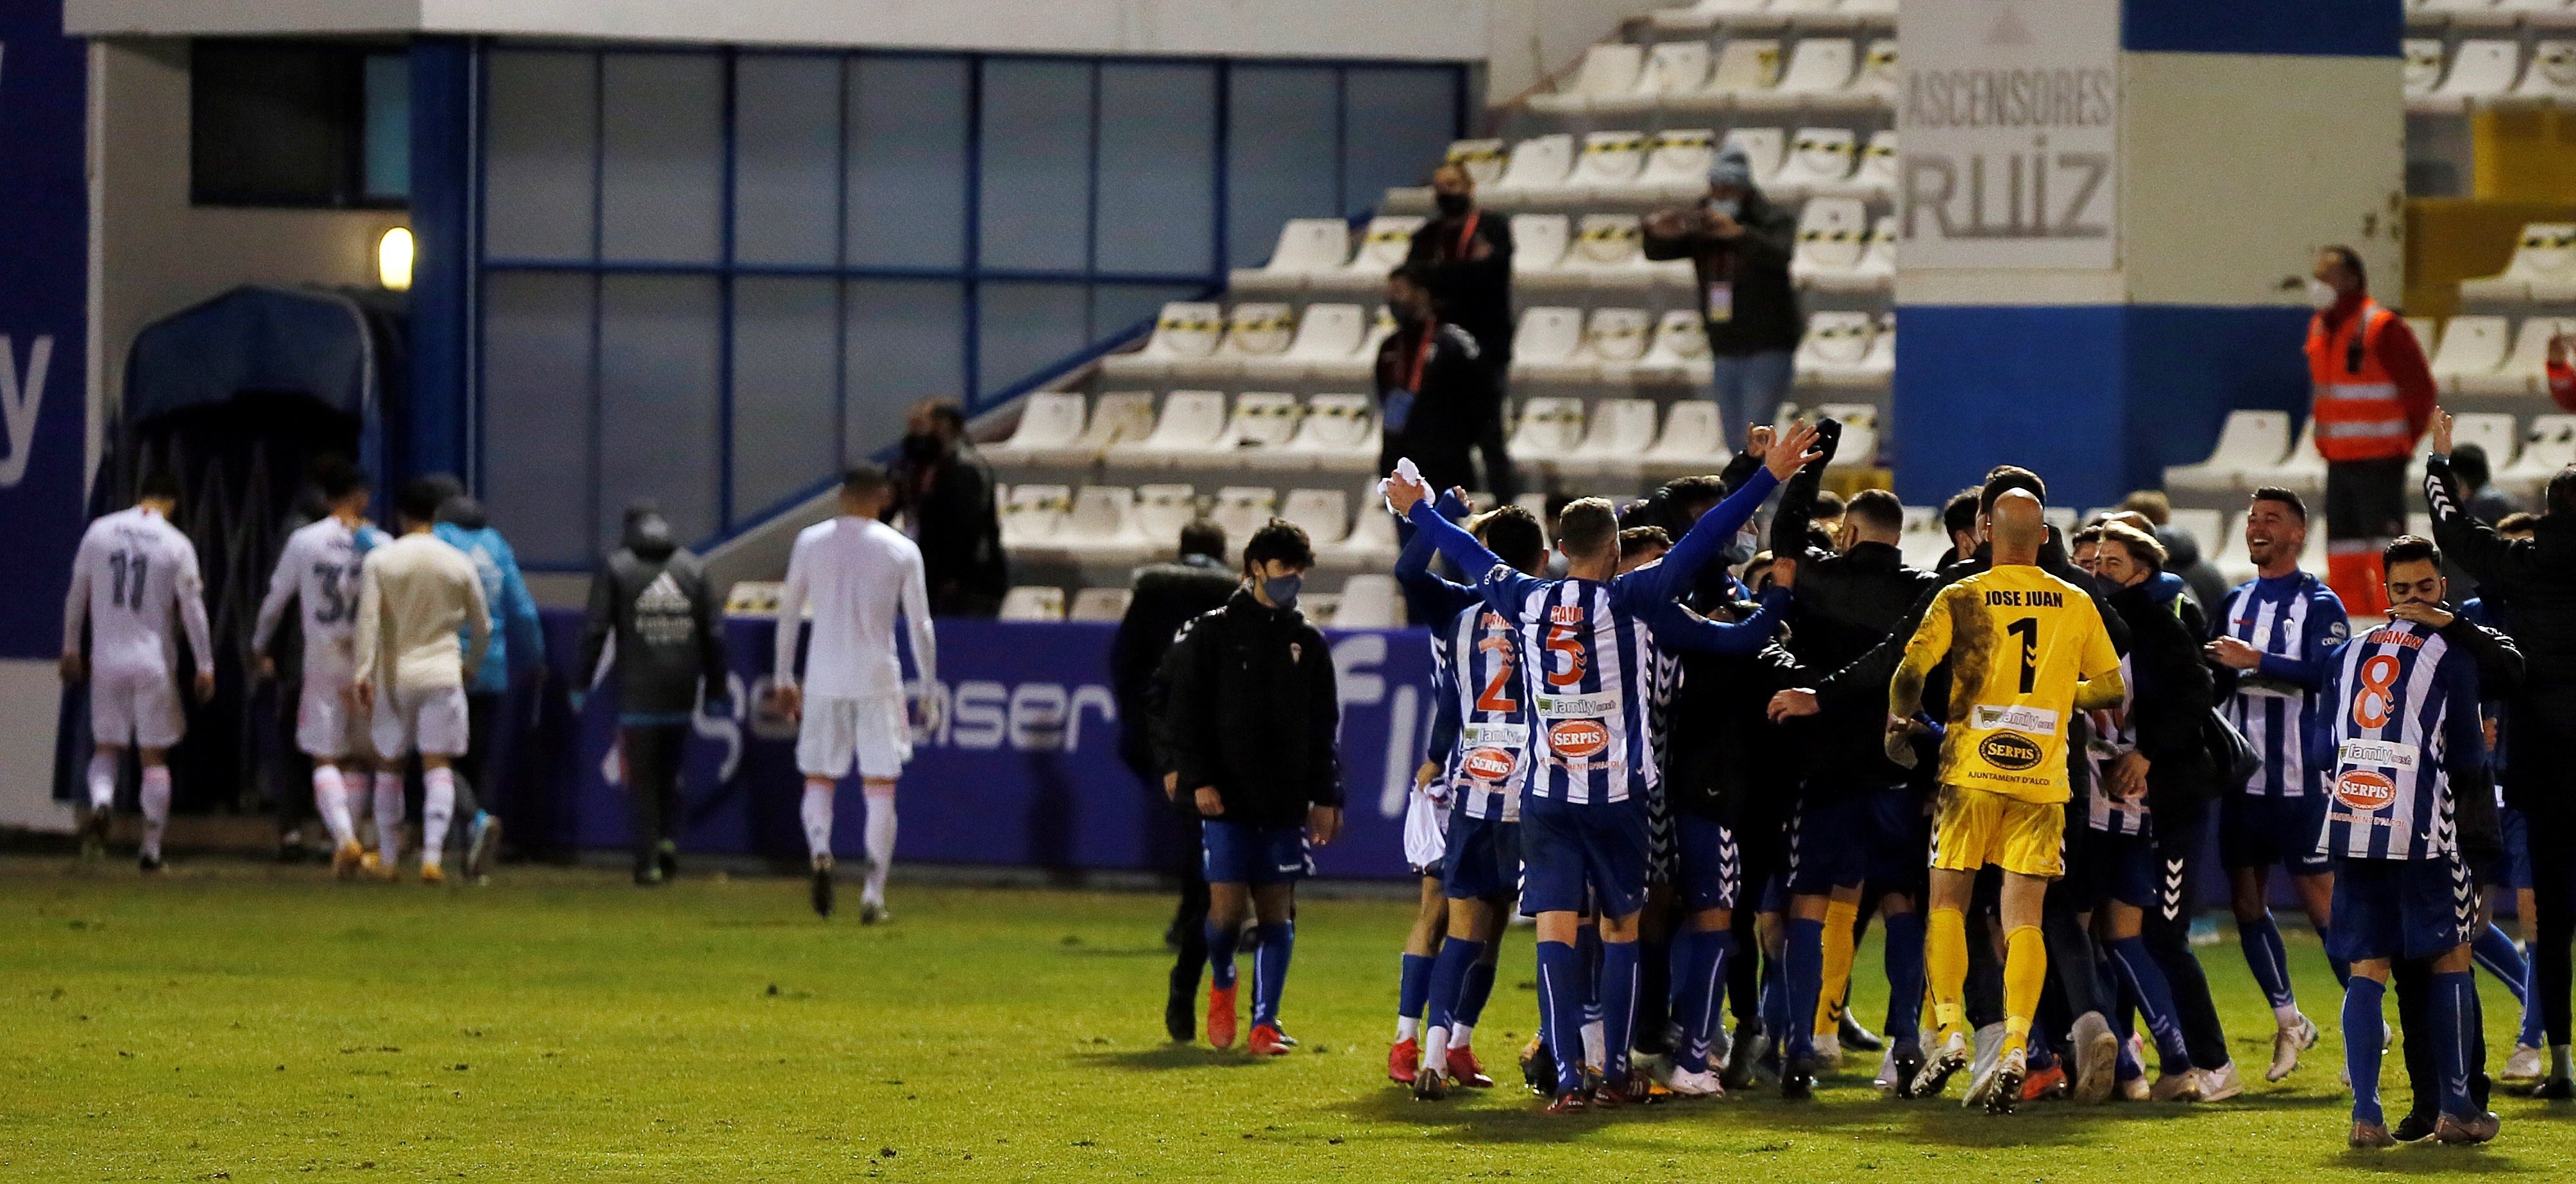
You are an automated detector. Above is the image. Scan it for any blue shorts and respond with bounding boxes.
[1520,794,1650,918]
[2219,793,2332,875]
[2500,805,2533,892]
[2326,856,2477,963]
[2084,827,2160,912]
[1674,813,1742,913]
[1201,820,1311,885]
[1443,813,1522,902]
[1786,784,1927,896]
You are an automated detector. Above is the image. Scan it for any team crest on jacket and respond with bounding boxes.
[1978,731,2044,771]
[2334,769,2396,811]
[1550,719,1610,759]
[1289,642,1301,663]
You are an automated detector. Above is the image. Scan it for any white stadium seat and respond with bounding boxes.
[1636,128,1720,201]
[1507,397,1589,468]
[1583,307,1658,384]
[1313,216,1423,295]
[1820,403,1879,469]
[1051,485,1144,563]
[1857,310,1895,382]
[2275,419,2328,495]
[1788,198,1870,289]
[1026,391,1155,467]
[1767,127,1856,199]
[1328,500,1402,567]
[1652,0,1772,33]
[1000,484,1071,548]
[2422,0,2519,29]
[1282,487,1353,552]
[1767,0,1844,27]
[2458,223,2576,304]
[2212,511,2256,584]
[1830,40,1899,108]
[2404,40,2448,106]
[982,393,1087,467]
[2508,0,2576,28]
[1899,505,1951,570]
[1809,216,1895,293]
[2407,317,2442,359]
[1813,130,1896,201]
[1486,134,1577,206]
[1129,484,1199,552]
[2414,413,2521,486]
[1511,214,1574,284]
[2430,314,2512,394]
[999,586,1066,621]
[1511,307,1597,382]
[1264,393,1378,474]
[2508,41,2576,105]
[2165,508,2225,563]
[1240,303,1369,384]
[1308,308,1396,386]
[1173,392,1303,470]
[1108,390,1229,468]
[1228,219,1351,294]
[1696,40,1786,107]
[1334,573,1402,627]
[1722,127,1788,189]
[1297,593,1344,625]
[1635,309,1718,386]
[1643,400,1732,473]
[2503,414,2576,496]
[1068,587,1132,622]
[1169,303,1294,382]
[1099,301,1222,383]
[1842,0,1900,22]
[1740,38,1854,110]
[1563,214,1656,287]
[2419,40,2524,112]
[1564,131,1651,205]
[1530,44,1645,114]
[1209,487,1279,559]
[2164,409,2293,494]
[2461,317,2576,397]
[1591,42,1710,115]
[1558,398,1662,481]
[1445,139,1511,189]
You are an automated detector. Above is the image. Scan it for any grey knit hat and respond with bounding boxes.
[1707,144,1754,190]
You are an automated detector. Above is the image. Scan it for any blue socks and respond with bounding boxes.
[1882,909,1925,1046]
[1206,919,1241,990]
[1423,938,1484,1038]
[1785,917,1826,1061]
[1760,948,1789,1047]
[1251,922,1293,1029]
[2432,970,2478,1119]
[1398,952,1435,1034]
[1668,929,1735,1073]
[2345,976,2387,1126]
[2523,947,2549,1049]
[2473,924,2529,1005]
[1600,940,1641,1080]
[1578,924,1604,1028]
[2240,913,2297,1013]
[1459,957,1497,1028]
[2108,936,2190,1075]
[1537,939,1588,1095]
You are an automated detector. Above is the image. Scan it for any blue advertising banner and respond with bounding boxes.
[539,613,1437,880]
[0,3,89,659]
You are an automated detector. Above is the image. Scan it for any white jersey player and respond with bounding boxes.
[353,478,491,884]
[60,473,214,870]
[770,464,939,922]
[251,461,389,877]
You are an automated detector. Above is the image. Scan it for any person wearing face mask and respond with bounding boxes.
[2302,245,2437,616]
[1643,144,1801,444]
[1377,265,1493,497]
[888,398,1008,618]
[1406,164,1518,500]
[1153,519,1345,1056]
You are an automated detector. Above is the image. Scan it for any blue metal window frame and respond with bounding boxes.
[467,40,1468,568]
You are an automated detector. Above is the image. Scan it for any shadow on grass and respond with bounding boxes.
[2314,1145,2543,1174]
[1076,1046,1291,1072]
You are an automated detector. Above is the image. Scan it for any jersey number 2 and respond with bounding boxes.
[2006,616,2038,695]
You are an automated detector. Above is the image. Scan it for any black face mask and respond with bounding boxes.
[1434,191,1472,217]
[1393,305,1428,330]
[900,432,944,463]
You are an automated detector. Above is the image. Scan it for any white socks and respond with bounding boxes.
[374,772,405,862]
[1396,1015,1420,1042]
[1450,1021,1475,1052]
[862,792,896,906]
[314,766,358,849]
[86,752,117,811]
[420,768,455,871]
[1423,1026,1452,1074]
[801,782,835,863]
[139,766,171,859]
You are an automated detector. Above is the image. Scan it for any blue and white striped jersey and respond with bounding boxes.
[2083,654,2148,836]
[2314,620,2486,862]
[1427,602,1531,822]
[2214,571,2348,798]
[1407,467,1783,806]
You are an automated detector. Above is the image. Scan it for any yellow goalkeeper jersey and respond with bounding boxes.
[1893,564,2122,804]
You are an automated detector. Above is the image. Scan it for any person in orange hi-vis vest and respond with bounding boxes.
[2546,330,2574,412]
[2303,245,2437,615]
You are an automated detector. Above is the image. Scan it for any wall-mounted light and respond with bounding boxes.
[377,226,414,292]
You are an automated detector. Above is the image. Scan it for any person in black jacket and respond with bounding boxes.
[577,503,731,885]
[1377,266,1496,496]
[890,399,1008,617]
[1155,520,1344,1055]
[1406,163,1518,500]
[1112,520,1239,1043]
[1642,145,1802,443]
[1767,423,1942,1094]
[2425,408,2576,1097]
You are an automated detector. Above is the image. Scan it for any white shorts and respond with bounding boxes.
[372,684,471,759]
[90,666,184,749]
[298,675,370,759]
[796,695,911,781]
[1403,788,1452,874]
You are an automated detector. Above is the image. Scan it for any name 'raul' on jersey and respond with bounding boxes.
[2315,619,2486,863]
[1894,565,2123,804]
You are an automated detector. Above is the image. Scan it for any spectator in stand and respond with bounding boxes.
[1643,144,1801,443]
[2121,490,2227,611]
[1377,265,1494,496]
[1406,163,1518,500]
[2550,333,2573,411]
[891,398,1008,617]
[2448,444,2521,525]
[2301,245,2436,614]
[1113,520,1241,1043]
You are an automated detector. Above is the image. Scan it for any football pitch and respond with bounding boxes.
[3,858,2569,1181]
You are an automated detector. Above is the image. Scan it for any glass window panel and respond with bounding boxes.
[1093,63,1215,276]
[734,55,842,267]
[843,280,965,461]
[362,52,411,202]
[600,53,722,264]
[480,272,595,566]
[484,51,596,260]
[1342,67,1457,215]
[1224,66,1338,269]
[731,277,842,521]
[977,282,1089,400]
[976,60,1092,273]
[598,275,722,548]
[846,55,969,270]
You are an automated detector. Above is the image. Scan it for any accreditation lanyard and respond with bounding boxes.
[1402,318,1437,392]
[1453,210,1481,259]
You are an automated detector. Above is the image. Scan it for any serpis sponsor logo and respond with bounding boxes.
[1978,730,2044,771]
[1462,747,1515,782]
[1550,719,1609,759]
[2334,770,2396,811]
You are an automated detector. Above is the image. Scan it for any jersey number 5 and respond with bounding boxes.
[2006,616,2038,695]
[1542,626,1588,688]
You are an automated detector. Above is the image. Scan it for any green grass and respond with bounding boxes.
[0,856,2566,1181]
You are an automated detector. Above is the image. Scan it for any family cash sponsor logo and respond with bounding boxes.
[2334,770,2396,812]
[1462,747,1516,782]
[1550,719,1609,759]
[1978,730,2044,772]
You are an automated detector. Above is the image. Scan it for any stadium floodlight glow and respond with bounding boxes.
[378,226,414,292]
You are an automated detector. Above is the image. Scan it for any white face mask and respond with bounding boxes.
[2306,277,2341,310]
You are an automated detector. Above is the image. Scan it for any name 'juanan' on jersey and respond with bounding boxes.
[2316,619,2484,863]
